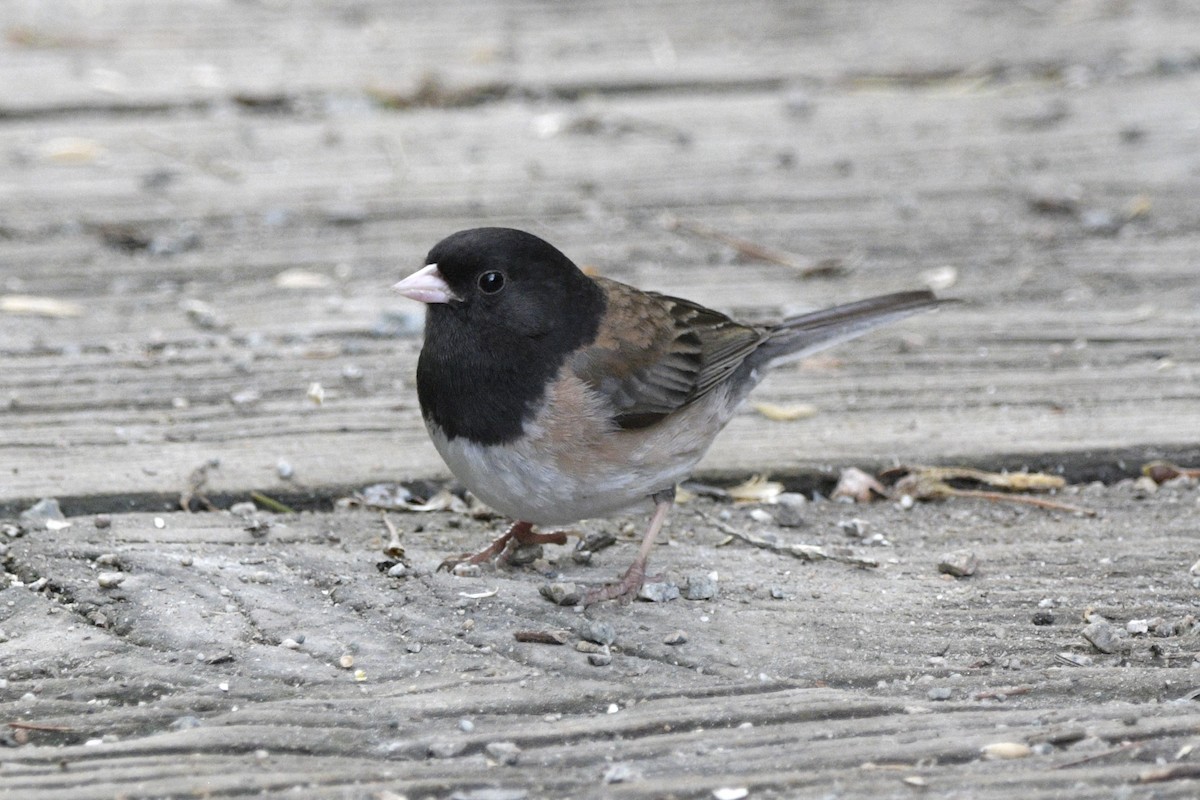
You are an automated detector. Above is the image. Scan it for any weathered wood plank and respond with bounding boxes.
[2,73,1198,506]
[3,486,1200,797]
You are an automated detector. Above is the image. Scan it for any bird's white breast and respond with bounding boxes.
[426,375,735,526]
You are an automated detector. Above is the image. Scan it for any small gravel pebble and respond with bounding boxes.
[428,739,466,759]
[772,493,808,527]
[19,498,66,531]
[1082,620,1124,654]
[937,550,979,577]
[485,741,521,765]
[588,652,613,667]
[664,630,688,646]
[458,718,474,733]
[584,621,616,646]
[93,514,112,529]
[1032,610,1055,626]
[602,763,639,784]
[539,582,583,606]
[638,581,680,603]
[927,687,953,701]
[684,574,718,601]
[97,572,126,589]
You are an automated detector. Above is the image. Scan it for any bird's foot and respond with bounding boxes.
[437,521,574,573]
[580,558,650,605]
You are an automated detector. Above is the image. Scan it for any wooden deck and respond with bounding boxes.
[1,1,1199,797]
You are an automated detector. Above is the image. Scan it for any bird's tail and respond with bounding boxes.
[746,290,947,373]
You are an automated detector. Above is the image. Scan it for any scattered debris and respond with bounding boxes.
[1143,461,1200,484]
[981,742,1032,760]
[351,483,472,515]
[727,474,785,504]
[583,621,617,646]
[97,572,126,589]
[712,789,750,800]
[381,514,405,560]
[458,588,498,600]
[180,458,220,512]
[514,629,571,645]
[937,550,979,578]
[19,498,66,532]
[484,741,521,765]
[664,630,688,646]
[703,511,878,569]
[639,581,681,603]
[772,494,808,528]
[539,582,583,606]
[179,298,227,331]
[1082,619,1126,654]
[833,467,887,502]
[250,491,296,515]
[0,295,83,318]
[683,573,719,600]
[752,401,818,421]
[884,465,1094,516]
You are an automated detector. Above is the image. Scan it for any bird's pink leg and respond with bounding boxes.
[583,489,674,605]
[438,520,570,572]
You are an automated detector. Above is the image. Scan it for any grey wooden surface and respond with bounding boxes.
[2,1,1200,798]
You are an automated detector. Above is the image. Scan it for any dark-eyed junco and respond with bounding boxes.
[395,227,944,604]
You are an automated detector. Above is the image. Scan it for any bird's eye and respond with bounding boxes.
[477,270,505,294]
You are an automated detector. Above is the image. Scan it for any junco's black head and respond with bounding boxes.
[395,228,606,444]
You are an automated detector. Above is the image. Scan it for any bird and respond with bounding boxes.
[394,227,945,604]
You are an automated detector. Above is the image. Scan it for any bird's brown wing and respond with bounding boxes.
[569,277,766,429]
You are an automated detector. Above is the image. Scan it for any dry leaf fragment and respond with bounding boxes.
[1143,461,1200,484]
[0,295,84,318]
[887,465,1065,492]
[981,742,1032,760]
[752,401,818,421]
[727,474,784,504]
[832,467,887,502]
[886,465,1093,516]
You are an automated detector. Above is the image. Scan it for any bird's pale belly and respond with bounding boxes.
[425,392,735,525]
[427,426,696,525]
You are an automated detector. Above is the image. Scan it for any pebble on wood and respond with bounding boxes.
[484,741,521,765]
[584,621,617,646]
[937,550,979,577]
[539,582,583,606]
[428,739,467,759]
[684,574,719,601]
[664,629,689,646]
[639,581,680,603]
[1082,620,1125,654]
[97,572,126,588]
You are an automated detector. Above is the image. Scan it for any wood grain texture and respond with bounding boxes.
[1,4,1200,794]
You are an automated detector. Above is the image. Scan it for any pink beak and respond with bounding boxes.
[393,264,458,304]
